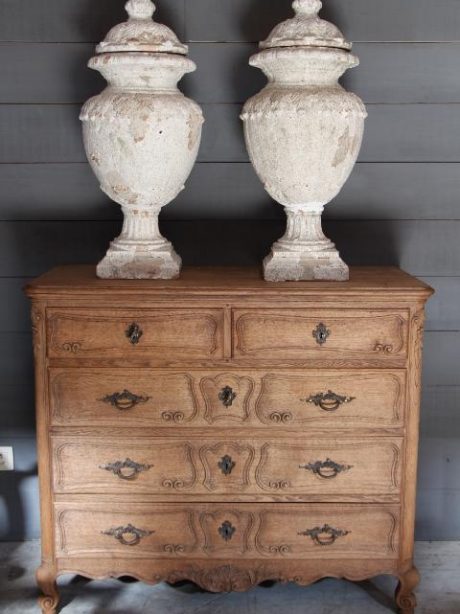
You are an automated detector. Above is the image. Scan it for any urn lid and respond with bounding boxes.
[96,0,188,55]
[260,0,352,51]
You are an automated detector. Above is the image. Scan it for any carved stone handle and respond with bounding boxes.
[101,389,150,411]
[298,524,350,546]
[312,322,330,346]
[299,458,352,480]
[218,455,236,476]
[102,523,153,546]
[100,458,153,481]
[126,322,143,345]
[303,390,355,412]
[218,386,237,408]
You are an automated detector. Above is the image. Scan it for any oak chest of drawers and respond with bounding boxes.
[26,266,433,613]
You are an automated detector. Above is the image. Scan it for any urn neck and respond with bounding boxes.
[276,205,335,252]
[89,53,196,91]
[119,206,166,246]
[251,48,359,87]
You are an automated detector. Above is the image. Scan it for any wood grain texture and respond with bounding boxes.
[234,308,408,361]
[51,436,403,498]
[54,502,400,561]
[27,266,431,609]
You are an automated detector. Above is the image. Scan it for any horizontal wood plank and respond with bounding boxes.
[185,0,460,43]
[2,104,460,164]
[6,274,457,335]
[423,333,460,386]
[0,220,458,277]
[422,277,460,331]
[0,0,185,43]
[3,42,460,105]
[2,0,460,43]
[2,162,460,222]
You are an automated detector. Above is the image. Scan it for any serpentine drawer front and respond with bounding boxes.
[49,368,406,429]
[47,308,225,359]
[26,266,433,614]
[54,503,400,561]
[233,309,408,360]
[52,437,403,498]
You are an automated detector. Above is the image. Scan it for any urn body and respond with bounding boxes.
[242,1,367,282]
[80,1,203,279]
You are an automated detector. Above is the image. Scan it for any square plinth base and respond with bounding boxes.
[97,247,182,280]
[263,249,349,282]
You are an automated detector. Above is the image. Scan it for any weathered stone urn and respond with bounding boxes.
[80,0,203,279]
[241,0,367,281]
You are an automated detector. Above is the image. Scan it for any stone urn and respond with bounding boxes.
[241,0,367,281]
[80,0,204,279]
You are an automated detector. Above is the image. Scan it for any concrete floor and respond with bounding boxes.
[0,541,459,613]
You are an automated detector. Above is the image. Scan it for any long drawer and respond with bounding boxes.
[49,368,406,429]
[47,308,224,359]
[55,502,400,560]
[234,309,408,360]
[52,437,403,497]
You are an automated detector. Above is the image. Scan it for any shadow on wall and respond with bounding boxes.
[0,465,38,542]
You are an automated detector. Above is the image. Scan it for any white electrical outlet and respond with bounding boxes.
[0,447,14,471]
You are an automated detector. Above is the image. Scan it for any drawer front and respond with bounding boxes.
[49,369,405,429]
[234,309,408,360]
[254,370,405,428]
[55,502,400,560]
[52,437,402,497]
[47,309,224,359]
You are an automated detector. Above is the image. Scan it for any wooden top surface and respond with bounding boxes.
[26,266,434,299]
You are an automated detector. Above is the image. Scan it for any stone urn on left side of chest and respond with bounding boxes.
[80,0,204,279]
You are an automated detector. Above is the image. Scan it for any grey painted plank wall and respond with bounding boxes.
[0,220,459,276]
[3,42,460,104]
[2,162,460,221]
[3,103,460,164]
[0,0,460,542]
[2,1,460,43]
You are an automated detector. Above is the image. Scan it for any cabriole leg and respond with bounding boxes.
[396,566,420,614]
[37,564,59,614]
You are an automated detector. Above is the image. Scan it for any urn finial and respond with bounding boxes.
[293,0,322,17]
[125,0,156,20]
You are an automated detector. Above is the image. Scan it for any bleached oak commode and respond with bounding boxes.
[26,266,433,613]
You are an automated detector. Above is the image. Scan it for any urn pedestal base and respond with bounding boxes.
[96,207,182,280]
[263,248,349,282]
[263,205,349,282]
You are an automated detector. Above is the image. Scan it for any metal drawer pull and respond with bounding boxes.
[102,524,153,547]
[298,524,350,547]
[219,386,237,408]
[299,458,352,480]
[312,322,330,346]
[100,458,153,481]
[101,389,150,411]
[218,455,236,476]
[126,322,143,345]
[304,390,355,412]
[219,520,236,542]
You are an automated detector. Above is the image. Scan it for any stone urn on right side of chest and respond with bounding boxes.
[241,0,367,282]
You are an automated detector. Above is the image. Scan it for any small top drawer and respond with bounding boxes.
[47,308,224,360]
[234,309,408,361]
